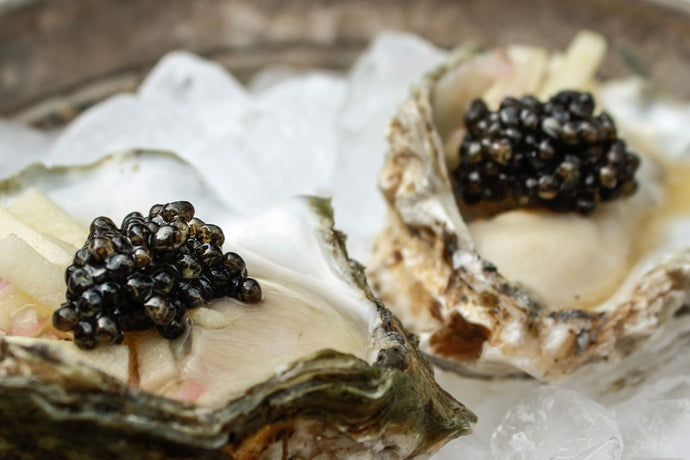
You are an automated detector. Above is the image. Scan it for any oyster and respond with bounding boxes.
[368,32,690,380]
[0,151,475,459]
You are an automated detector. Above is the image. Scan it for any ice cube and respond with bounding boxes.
[432,434,491,460]
[45,94,205,166]
[198,74,346,216]
[432,368,540,460]
[139,51,249,106]
[0,121,55,177]
[46,52,255,169]
[139,51,251,140]
[599,78,690,159]
[613,376,690,459]
[0,151,231,228]
[338,32,447,133]
[331,32,447,260]
[490,386,623,460]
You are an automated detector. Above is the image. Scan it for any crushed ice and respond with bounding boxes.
[1,32,690,459]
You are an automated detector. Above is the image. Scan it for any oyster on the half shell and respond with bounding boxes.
[0,151,475,459]
[368,32,690,380]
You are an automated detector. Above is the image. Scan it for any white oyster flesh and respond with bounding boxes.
[468,160,661,310]
[165,284,368,405]
[143,199,375,405]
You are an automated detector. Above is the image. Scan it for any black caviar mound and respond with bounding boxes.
[451,91,640,214]
[53,201,262,349]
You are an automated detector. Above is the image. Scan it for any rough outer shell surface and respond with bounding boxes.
[368,49,690,381]
[0,174,475,459]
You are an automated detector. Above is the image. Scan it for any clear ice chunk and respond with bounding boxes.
[0,151,231,228]
[490,386,623,460]
[432,368,540,460]
[44,94,205,166]
[139,51,249,106]
[0,121,56,177]
[432,434,491,460]
[46,52,253,168]
[599,78,690,159]
[613,376,690,460]
[44,52,347,221]
[139,51,251,140]
[331,32,447,260]
[195,73,346,216]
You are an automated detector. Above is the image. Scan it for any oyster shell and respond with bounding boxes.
[0,151,475,459]
[368,34,690,380]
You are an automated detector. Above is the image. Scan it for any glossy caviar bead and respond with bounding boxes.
[148,204,164,219]
[95,316,122,344]
[52,303,79,331]
[98,282,121,308]
[452,91,640,214]
[88,237,115,262]
[89,216,117,233]
[150,225,186,251]
[73,247,90,267]
[162,201,195,221]
[132,246,153,268]
[74,321,97,350]
[178,282,205,309]
[238,278,262,304]
[111,235,133,253]
[126,223,150,246]
[208,267,232,294]
[152,268,176,295]
[84,265,108,284]
[67,268,93,296]
[223,252,247,278]
[176,254,202,279]
[197,224,224,246]
[198,243,223,267]
[156,318,186,340]
[188,217,205,236]
[105,253,135,280]
[170,216,190,238]
[196,278,215,300]
[121,211,144,226]
[124,274,154,302]
[144,296,176,326]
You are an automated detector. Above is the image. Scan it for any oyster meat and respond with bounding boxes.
[369,32,690,380]
[0,151,475,459]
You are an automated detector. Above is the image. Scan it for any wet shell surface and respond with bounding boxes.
[0,151,475,459]
[368,35,690,381]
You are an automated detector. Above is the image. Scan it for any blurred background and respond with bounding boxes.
[1,0,689,128]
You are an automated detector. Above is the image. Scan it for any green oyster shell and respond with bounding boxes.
[0,185,475,459]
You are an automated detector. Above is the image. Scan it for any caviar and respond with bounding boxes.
[53,201,262,349]
[452,91,640,214]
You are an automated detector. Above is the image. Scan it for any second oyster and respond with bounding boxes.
[369,32,690,381]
